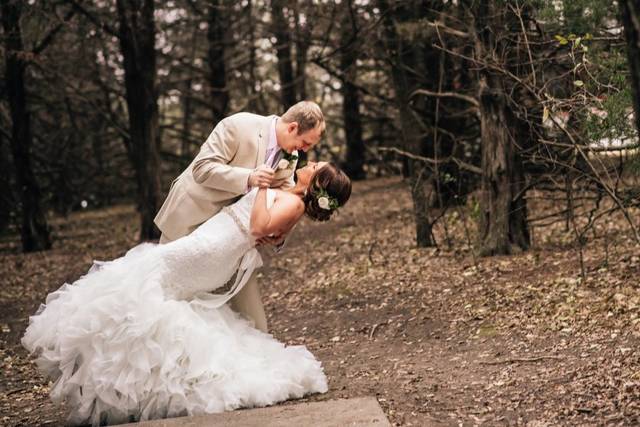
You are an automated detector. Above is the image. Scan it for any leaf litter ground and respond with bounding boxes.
[1,176,639,426]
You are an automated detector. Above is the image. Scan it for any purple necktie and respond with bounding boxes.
[266,147,282,168]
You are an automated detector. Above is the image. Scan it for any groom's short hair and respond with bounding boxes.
[281,101,325,135]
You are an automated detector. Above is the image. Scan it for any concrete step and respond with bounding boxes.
[118,397,390,427]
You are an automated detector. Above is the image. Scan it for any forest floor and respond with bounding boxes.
[1,176,640,426]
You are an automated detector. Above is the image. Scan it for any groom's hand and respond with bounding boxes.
[248,165,275,188]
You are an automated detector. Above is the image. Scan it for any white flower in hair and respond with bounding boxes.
[318,196,331,210]
[277,159,290,170]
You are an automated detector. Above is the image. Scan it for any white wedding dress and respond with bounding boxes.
[22,188,328,426]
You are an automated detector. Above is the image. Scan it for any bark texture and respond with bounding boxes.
[478,78,529,256]
[379,0,435,247]
[340,0,366,180]
[116,0,162,241]
[1,0,52,252]
[207,0,229,125]
[272,0,297,109]
[474,0,530,255]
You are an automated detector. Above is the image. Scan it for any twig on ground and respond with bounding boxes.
[369,321,389,340]
[369,323,380,340]
[368,240,377,265]
[6,387,27,396]
[479,355,563,365]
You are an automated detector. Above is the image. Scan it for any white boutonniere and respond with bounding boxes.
[277,151,298,170]
[277,159,290,170]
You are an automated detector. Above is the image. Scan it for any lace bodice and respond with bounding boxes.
[158,188,276,302]
[221,188,276,244]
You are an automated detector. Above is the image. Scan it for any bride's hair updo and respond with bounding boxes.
[303,163,352,222]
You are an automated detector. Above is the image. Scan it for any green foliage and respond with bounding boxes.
[441,172,456,185]
[470,198,481,221]
[626,153,640,175]
[580,46,634,144]
[583,89,635,143]
[541,4,635,148]
[589,48,629,89]
[561,0,612,34]
[538,0,615,34]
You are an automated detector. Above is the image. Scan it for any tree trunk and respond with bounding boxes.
[472,0,529,256]
[620,0,640,136]
[246,0,263,112]
[181,28,198,167]
[0,133,14,235]
[207,0,229,125]
[477,77,529,255]
[181,78,193,166]
[340,0,366,180]
[272,0,297,109]
[379,0,434,247]
[116,0,162,241]
[1,0,52,252]
[293,1,309,101]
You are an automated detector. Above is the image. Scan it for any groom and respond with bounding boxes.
[154,101,325,333]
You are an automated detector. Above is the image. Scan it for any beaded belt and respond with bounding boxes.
[222,206,249,237]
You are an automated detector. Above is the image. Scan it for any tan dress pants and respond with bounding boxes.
[159,233,268,333]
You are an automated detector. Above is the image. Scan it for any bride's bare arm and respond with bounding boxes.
[250,188,304,239]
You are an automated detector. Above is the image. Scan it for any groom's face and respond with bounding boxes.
[282,122,322,153]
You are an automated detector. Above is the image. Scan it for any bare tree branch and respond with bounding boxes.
[64,0,119,38]
[33,8,77,55]
[410,88,479,108]
[377,146,483,175]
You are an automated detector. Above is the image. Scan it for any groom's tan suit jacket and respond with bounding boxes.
[154,112,296,241]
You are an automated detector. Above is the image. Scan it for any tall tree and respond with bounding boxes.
[245,0,263,112]
[379,0,436,247]
[620,0,640,137]
[339,0,366,180]
[0,134,14,235]
[1,0,52,252]
[207,0,229,125]
[293,0,311,101]
[272,0,297,109]
[176,20,199,167]
[472,1,530,255]
[116,0,162,240]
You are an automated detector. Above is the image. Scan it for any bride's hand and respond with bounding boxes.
[256,234,285,247]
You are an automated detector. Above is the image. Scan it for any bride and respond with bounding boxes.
[22,161,351,426]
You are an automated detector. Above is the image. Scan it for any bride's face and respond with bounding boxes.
[296,161,328,187]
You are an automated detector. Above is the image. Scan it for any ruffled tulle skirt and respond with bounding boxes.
[22,244,328,426]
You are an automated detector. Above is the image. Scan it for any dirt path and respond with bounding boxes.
[2,177,639,426]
